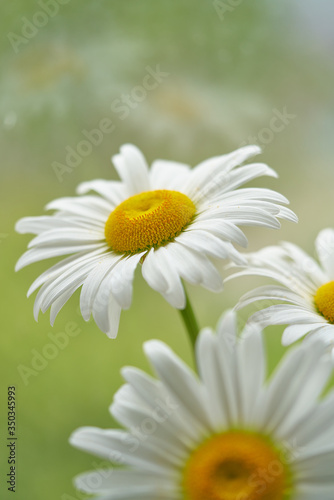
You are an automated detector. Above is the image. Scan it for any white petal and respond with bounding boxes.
[198,206,281,229]
[315,228,334,279]
[142,248,185,309]
[259,342,331,437]
[282,323,327,345]
[236,324,266,425]
[141,249,169,294]
[188,219,248,248]
[162,242,223,292]
[150,160,191,191]
[218,187,289,204]
[144,340,212,433]
[46,196,112,221]
[196,329,229,430]
[50,284,82,325]
[110,253,145,309]
[15,243,106,271]
[70,427,180,471]
[27,247,107,297]
[15,215,85,235]
[250,304,326,328]
[121,367,201,445]
[74,469,177,496]
[178,230,246,263]
[76,179,128,206]
[112,144,150,195]
[92,276,122,338]
[28,227,104,248]
[235,285,308,311]
[33,256,102,320]
[184,145,261,201]
[212,162,278,195]
[80,254,122,321]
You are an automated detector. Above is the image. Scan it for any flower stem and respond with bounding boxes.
[179,289,200,350]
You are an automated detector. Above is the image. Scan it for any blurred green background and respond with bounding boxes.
[1,1,334,499]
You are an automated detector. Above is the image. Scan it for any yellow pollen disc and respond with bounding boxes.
[314,281,334,323]
[182,431,293,500]
[104,189,196,254]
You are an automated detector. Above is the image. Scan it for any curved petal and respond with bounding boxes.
[112,144,150,195]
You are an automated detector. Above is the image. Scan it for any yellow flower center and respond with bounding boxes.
[183,431,293,500]
[105,190,196,254]
[314,280,334,323]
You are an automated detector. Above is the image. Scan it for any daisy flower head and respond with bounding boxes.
[15,144,296,338]
[70,310,334,500]
[230,228,334,359]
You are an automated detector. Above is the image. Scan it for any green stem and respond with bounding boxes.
[179,289,200,350]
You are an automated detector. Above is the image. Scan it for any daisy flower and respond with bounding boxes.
[15,144,296,338]
[70,310,334,500]
[229,228,334,358]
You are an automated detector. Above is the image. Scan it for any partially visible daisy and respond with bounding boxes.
[15,144,296,338]
[229,228,334,359]
[70,310,334,500]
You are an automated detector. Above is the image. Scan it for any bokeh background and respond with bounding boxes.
[1,1,334,499]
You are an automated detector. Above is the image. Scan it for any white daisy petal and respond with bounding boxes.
[218,187,289,204]
[315,228,334,279]
[28,227,104,247]
[15,243,106,271]
[15,215,84,235]
[80,254,122,321]
[235,285,308,311]
[162,242,223,292]
[150,160,191,191]
[188,219,248,248]
[33,257,102,321]
[178,230,245,263]
[121,367,201,445]
[196,329,229,430]
[112,144,150,195]
[27,248,107,297]
[92,276,122,338]
[70,427,180,471]
[184,145,262,201]
[74,469,177,496]
[144,340,212,432]
[110,399,189,457]
[76,179,128,206]
[261,342,332,438]
[110,253,145,309]
[46,196,113,221]
[50,283,82,325]
[236,323,266,425]
[250,304,325,328]
[142,248,185,309]
[282,323,327,346]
